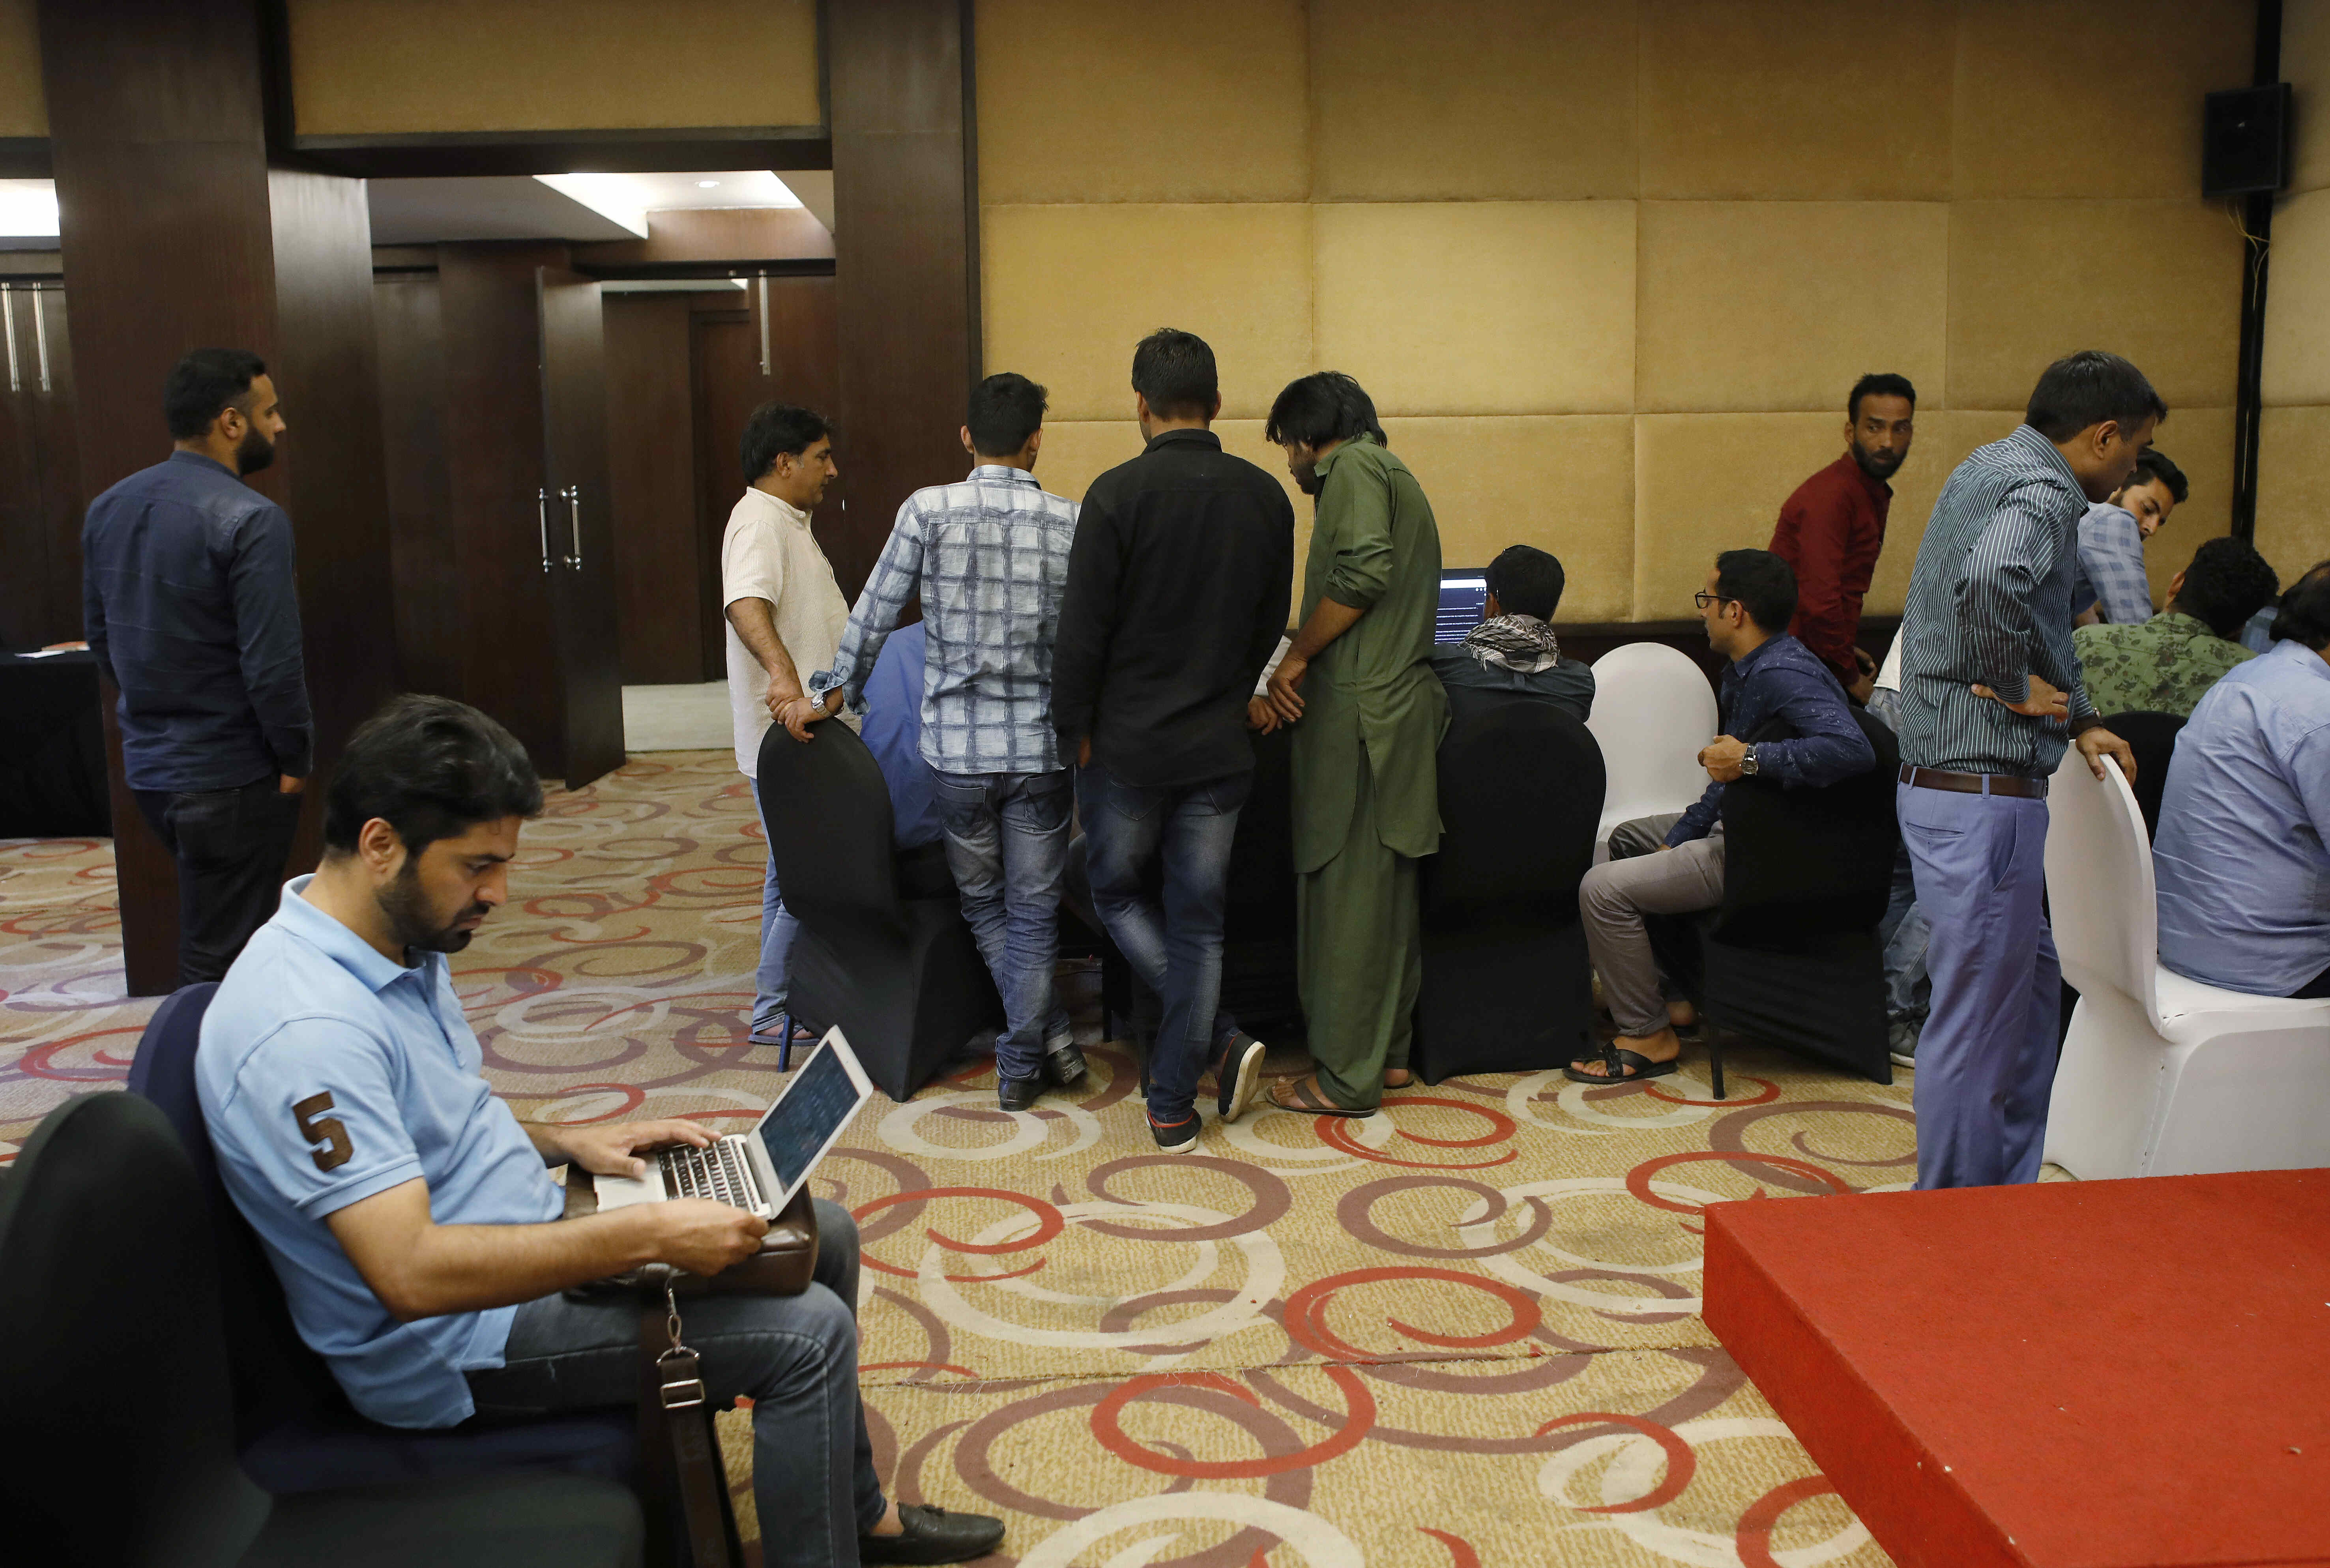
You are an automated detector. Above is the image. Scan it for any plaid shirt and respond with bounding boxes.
[810,466,1077,776]
[2071,501,2155,625]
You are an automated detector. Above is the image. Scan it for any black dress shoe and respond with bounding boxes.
[1041,1040,1089,1089]
[998,1075,1042,1112]
[860,1503,1007,1564]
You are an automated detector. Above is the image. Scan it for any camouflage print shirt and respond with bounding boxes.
[2072,610,2257,719]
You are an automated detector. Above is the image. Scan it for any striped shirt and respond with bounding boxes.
[1896,425,2097,778]
[810,466,1077,776]
[2071,501,2155,625]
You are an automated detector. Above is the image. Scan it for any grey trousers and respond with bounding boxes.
[1580,813,1726,1039]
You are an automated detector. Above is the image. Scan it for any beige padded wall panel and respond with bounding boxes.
[2263,187,2330,406]
[1638,0,1954,200]
[2289,0,2330,196]
[1946,200,2243,413]
[1632,414,1857,621]
[1952,0,2253,199]
[1313,202,1636,417]
[1636,202,1948,414]
[0,0,42,138]
[982,205,1313,423]
[1381,416,1635,622]
[975,0,1308,204]
[286,0,820,134]
[1310,0,1637,201]
[2135,405,2238,605]
[2256,406,2330,576]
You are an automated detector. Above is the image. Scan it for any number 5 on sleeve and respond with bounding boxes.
[294,1091,354,1173]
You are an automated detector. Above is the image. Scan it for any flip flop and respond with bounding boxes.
[1265,1074,1372,1117]
[1563,1048,1681,1085]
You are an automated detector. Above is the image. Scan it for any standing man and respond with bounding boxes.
[721,403,850,1051]
[1769,372,1916,703]
[1051,329,1294,1152]
[805,374,1085,1112]
[2072,448,2187,626]
[1260,372,1447,1119]
[1896,351,2148,1189]
[83,349,309,985]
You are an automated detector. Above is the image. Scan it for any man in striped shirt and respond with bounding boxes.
[1895,351,2147,1189]
[805,374,1085,1111]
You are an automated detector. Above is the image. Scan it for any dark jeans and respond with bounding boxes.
[131,776,301,985]
[931,769,1073,1083]
[467,1199,883,1568]
[1078,762,1250,1125]
[2294,964,2330,1000]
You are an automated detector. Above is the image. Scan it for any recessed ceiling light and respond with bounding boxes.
[698,180,720,189]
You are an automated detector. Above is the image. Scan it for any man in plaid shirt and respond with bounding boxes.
[2072,448,2185,627]
[803,374,1086,1111]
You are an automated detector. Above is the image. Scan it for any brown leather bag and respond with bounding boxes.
[563,1169,820,1566]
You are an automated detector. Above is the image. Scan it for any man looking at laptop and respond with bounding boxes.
[198,695,1003,1567]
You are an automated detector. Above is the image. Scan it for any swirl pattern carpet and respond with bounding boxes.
[1,752,1911,1567]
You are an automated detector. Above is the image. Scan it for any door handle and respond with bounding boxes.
[563,485,583,570]
[537,488,552,573]
[31,286,48,393]
[2,283,17,393]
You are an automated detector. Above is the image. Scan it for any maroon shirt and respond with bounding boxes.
[1768,450,1892,685]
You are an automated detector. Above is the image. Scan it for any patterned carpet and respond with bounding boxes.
[0,752,1911,1567]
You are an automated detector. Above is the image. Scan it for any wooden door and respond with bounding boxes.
[0,283,43,649]
[536,267,624,788]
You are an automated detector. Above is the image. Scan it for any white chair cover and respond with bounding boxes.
[1584,641,1720,858]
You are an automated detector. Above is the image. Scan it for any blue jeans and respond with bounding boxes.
[752,790,799,1036]
[1898,782,2061,1189]
[1865,690,1930,1025]
[932,769,1073,1083]
[468,1199,883,1568]
[1078,762,1250,1126]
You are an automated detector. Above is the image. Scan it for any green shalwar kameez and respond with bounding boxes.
[1290,436,1447,1111]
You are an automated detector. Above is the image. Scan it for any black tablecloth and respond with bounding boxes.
[0,650,112,838]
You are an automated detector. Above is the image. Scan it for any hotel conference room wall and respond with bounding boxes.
[2260,0,2330,582]
[979,0,2253,625]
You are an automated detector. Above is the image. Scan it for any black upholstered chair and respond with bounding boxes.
[756,720,1002,1101]
[1412,705,1605,1083]
[1656,708,1899,1095]
[2096,710,2185,840]
[0,1093,644,1568]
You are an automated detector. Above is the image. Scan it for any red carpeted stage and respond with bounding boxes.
[1704,1171,2330,1568]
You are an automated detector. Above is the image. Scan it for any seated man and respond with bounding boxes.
[2072,448,2186,626]
[2153,560,2330,999]
[2073,535,2280,718]
[1570,550,1875,1082]
[1427,544,1595,726]
[862,617,945,851]
[198,695,1003,1568]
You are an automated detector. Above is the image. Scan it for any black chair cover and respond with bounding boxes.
[1412,705,1605,1083]
[2096,709,2185,840]
[756,720,1001,1101]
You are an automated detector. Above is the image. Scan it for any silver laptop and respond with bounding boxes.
[593,1027,873,1221]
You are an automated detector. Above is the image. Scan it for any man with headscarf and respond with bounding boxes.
[1428,545,1593,725]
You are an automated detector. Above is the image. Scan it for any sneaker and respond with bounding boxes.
[1888,1018,1922,1070]
[1212,1033,1268,1123]
[1147,1110,1199,1154]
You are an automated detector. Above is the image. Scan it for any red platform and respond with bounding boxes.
[1703,1171,2330,1568]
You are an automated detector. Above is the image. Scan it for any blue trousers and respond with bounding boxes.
[1898,782,2061,1188]
[932,769,1073,1083]
[751,790,800,1035]
[1078,762,1250,1125]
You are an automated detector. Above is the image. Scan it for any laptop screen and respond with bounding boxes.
[755,1043,864,1196]
[1436,571,1487,643]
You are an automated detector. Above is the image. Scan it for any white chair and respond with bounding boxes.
[1584,641,1720,858]
[2042,750,2330,1179]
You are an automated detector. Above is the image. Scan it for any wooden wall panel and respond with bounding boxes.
[374,272,459,698]
[604,293,702,686]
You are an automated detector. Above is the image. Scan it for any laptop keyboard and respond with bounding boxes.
[659,1139,763,1212]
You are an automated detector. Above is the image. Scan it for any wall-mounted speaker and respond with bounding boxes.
[2203,83,2291,198]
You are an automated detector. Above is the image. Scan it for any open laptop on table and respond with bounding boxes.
[592,1027,873,1222]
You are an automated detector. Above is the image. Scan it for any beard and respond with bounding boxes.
[234,427,277,476]
[1850,442,1903,481]
[1291,457,1322,496]
[376,862,489,956]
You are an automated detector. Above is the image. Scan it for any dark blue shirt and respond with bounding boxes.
[82,451,312,791]
[1667,632,1875,845]
[862,620,944,850]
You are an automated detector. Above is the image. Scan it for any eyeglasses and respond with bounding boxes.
[1692,591,1736,611]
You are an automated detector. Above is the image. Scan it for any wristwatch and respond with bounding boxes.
[1739,744,1760,777]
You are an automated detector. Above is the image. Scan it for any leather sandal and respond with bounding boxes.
[1266,1074,1372,1117]
[1564,1046,1681,1085]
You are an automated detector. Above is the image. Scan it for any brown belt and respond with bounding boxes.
[1898,764,2048,799]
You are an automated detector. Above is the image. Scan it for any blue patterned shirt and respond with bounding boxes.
[2071,501,2155,625]
[1897,425,2098,778]
[810,466,1077,776]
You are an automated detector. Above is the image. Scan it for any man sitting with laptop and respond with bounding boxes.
[198,695,1003,1568]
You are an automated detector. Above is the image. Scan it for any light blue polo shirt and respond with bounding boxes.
[197,877,564,1427]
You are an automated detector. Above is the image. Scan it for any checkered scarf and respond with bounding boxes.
[1461,613,1563,674]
